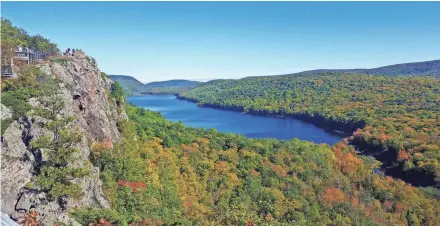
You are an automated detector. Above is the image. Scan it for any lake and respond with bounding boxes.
[127,95,344,145]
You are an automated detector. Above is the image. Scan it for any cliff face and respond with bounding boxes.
[1,52,125,225]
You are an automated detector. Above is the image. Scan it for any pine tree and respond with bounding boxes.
[30,75,88,201]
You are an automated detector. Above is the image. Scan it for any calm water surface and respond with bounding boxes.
[128,95,344,145]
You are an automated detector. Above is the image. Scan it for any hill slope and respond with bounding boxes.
[145,79,202,88]
[142,79,202,95]
[180,73,440,187]
[87,102,440,225]
[288,59,440,77]
[108,76,202,95]
[108,75,145,95]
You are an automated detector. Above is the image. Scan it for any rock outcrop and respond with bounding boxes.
[39,53,121,144]
[1,104,12,120]
[1,52,125,225]
[1,121,34,214]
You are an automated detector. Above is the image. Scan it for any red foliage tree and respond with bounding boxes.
[18,210,41,226]
[117,180,147,192]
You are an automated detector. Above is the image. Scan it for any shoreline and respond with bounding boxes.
[174,94,438,188]
[132,94,438,188]
[176,95,362,136]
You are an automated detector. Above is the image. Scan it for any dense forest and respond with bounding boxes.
[108,75,145,96]
[180,73,440,187]
[108,75,202,95]
[145,79,202,88]
[141,80,202,95]
[70,97,440,225]
[286,59,440,77]
[1,18,60,61]
[1,17,61,134]
[4,65,440,225]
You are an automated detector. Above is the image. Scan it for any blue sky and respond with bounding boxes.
[2,2,440,83]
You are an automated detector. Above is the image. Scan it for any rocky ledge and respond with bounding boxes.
[1,52,125,225]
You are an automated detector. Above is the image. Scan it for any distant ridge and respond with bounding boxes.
[145,79,202,88]
[286,59,440,77]
[108,76,202,95]
[143,79,202,95]
[109,59,439,95]
[108,75,145,95]
[108,75,143,85]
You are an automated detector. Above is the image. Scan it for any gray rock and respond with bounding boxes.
[1,121,33,214]
[1,51,125,225]
[41,53,122,144]
[15,191,36,212]
[1,104,12,120]
[1,121,28,159]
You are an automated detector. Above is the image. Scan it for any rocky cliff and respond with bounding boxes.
[1,52,125,225]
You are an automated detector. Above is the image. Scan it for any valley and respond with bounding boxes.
[178,73,440,188]
[127,95,344,144]
[2,3,440,225]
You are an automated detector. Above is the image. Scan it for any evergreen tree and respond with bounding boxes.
[30,75,88,201]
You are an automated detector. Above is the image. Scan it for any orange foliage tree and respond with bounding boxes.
[18,210,41,226]
[320,187,345,206]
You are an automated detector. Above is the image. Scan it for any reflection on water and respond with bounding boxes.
[128,95,344,145]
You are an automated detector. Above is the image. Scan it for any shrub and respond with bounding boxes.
[70,208,121,225]
[100,72,109,80]
[110,81,125,99]
[86,56,96,65]
[17,209,41,226]
[1,118,13,135]
[91,138,113,159]
[48,56,71,65]
[110,81,125,108]
[1,89,33,119]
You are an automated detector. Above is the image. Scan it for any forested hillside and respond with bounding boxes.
[142,79,202,95]
[180,73,440,187]
[1,18,60,67]
[108,76,202,95]
[145,79,201,88]
[108,75,145,95]
[288,59,440,77]
[1,18,60,55]
[74,102,440,225]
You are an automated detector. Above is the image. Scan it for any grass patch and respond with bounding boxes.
[48,56,72,65]
[1,118,14,135]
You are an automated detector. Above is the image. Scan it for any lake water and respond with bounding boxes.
[127,95,344,145]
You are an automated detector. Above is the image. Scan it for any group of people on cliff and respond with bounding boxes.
[63,48,81,56]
